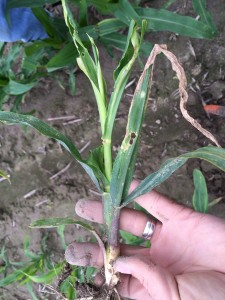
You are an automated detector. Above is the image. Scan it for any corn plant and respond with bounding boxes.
[0,234,97,300]
[192,169,224,213]
[0,3,225,298]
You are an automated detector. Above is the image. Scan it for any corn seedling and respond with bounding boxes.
[0,233,96,299]
[1,0,216,110]
[0,3,225,299]
[0,170,10,183]
[0,235,63,299]
[192,169,224,213]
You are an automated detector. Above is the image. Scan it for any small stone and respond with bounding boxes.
[155,119,161,124]
[209,80,225,100]
[191,64,202,76]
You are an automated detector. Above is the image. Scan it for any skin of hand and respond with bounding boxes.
[65,180,225,300]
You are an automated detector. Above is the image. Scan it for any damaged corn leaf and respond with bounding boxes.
[30,217,93,230]
[124,146,225,205]
[110,56,152,206]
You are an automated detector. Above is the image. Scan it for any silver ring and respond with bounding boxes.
[142,220,156,240]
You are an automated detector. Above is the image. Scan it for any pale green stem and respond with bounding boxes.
[92,81,112,183]
[92,84,107,133]
[103,139,112,184]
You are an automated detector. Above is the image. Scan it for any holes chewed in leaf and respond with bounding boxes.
[129,132,136,145]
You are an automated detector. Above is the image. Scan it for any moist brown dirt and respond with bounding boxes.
[1,1,225,299]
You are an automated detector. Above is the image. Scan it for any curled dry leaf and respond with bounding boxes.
[142,44,220,147]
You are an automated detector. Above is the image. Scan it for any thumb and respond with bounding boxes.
[114,256,180,300]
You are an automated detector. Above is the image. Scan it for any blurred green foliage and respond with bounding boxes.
[0,0,216,111]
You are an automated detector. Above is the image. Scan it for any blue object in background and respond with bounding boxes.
[0,0,48,42]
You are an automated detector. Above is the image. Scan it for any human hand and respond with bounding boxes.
[65,180,225,299]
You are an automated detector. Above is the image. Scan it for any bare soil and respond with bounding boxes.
[1,1,225,299]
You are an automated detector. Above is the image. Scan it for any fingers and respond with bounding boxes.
[117,274,152,299]
[114,256,180,300]
[76,180,190,230]
[130,180,190,222]
[65,242,149,268]
[177,271,225,300]
[76,199,160,237]
[65,242,103,268]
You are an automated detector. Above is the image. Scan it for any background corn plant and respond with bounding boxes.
[0,233,97,299]
[0,0,217,111]
[192,168,224,213]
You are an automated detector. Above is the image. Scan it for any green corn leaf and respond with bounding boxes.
[23,236,39,260]
[3,80,37,96]
[32,7,62,41]
[62,0,107,135]
[60,272,77,299]
[46,42,78,72]
[0,44,20,77]
[57,225,67,249]
[26,281,39,300]
[6,0,57,9]
[100,32,152,55]
[114,0,142,26]
[181,146,225,170]
[136,7,216,39]
[103,20,141,145]
[124,157,187,206]
[0,111,107,190]
[110,66,151,206]
[162,0,176,9]
[109,28,151,206]
[124,146,225,205]
[22,44,48,75]
[30,217,93,230]
[87,0,117,14]
[0,271,21,287]
[62,0,98,86]
[120,230,145,246]
[21,264,62,284]
[0,112,81,158]
[98,19,126,36]
[0,42,4,54]
[100,32,129,53]
[85,267,96,282]
[78,0,88,27]
[77,25,99,41]
[114,20,139,81]
[192,0,216,31]
[69,68,76,96]
[192,169,208,213]
[87,146,105,175]
[0,263,37,286]
[0,78,9,87]
[0,170,10,183]
[11,94,26,113]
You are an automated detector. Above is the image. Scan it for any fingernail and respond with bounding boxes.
[65,244,77,265]
[75,199,88,217]
[114,258,131,274]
